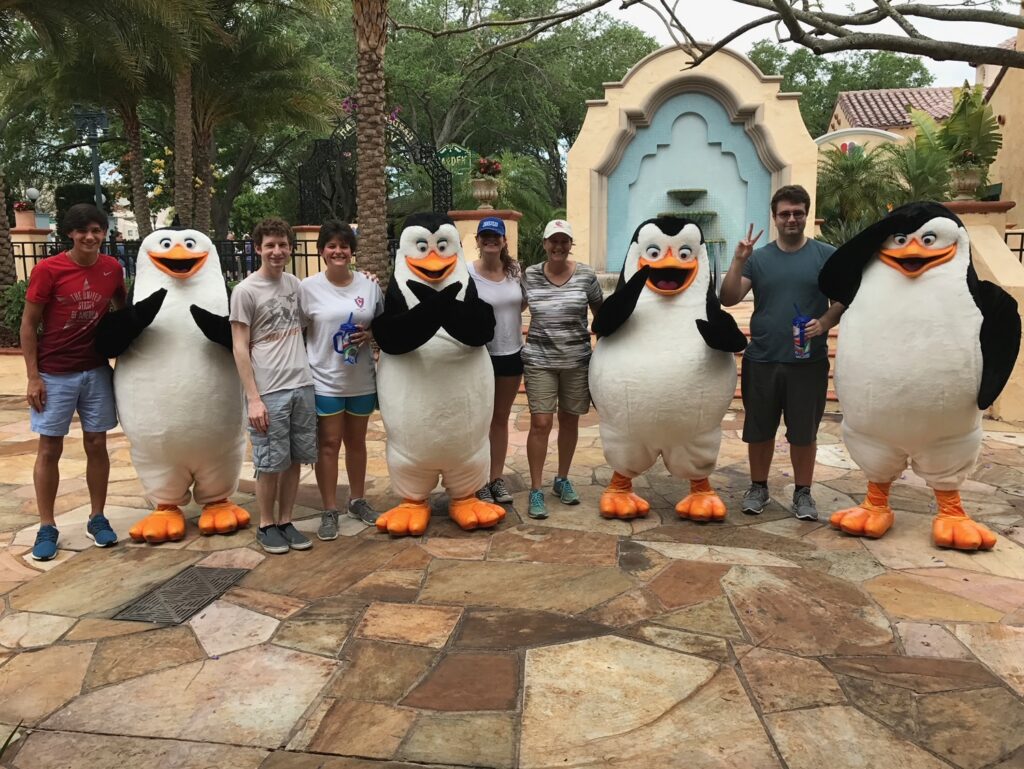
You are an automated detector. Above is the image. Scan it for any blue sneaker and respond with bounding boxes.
[32,525,60,561]
[553,476,580,505]
[86,514,118,547]
[528,489,549,519]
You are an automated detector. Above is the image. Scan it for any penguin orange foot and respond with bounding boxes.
[933,490,996,550]
[599,472,650,519]
[450,496,505,530]
[376,500,431,537]
[676,478,726,521]
[129,505,187,544]
[199,500,250,535]
[830,482,895,538]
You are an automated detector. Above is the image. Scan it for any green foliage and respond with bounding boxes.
[0,280,28,343]
[748,42,933,137]
[943,83,1002,168]
[230,186,297,237]
[816,145,893,225]
[879,139,952,205]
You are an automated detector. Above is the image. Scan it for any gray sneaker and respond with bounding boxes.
[277,522,313,550]
[475,483,496,504]
[347,498,380,525]
[490,478,513,504]
[741,484,770,515]
[317,509,339,541]
[793,487,819,521]
[257,525,290,554]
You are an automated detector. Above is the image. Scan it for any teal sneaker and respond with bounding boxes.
[553,476,580,505]
[528,489,548,519]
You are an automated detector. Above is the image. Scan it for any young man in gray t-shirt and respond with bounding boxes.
[230,218,316,555]
[719,185,845,522]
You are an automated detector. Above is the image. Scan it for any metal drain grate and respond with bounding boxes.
[113,566,248,624]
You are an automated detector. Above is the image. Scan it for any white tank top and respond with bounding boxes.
[467,261,524,356]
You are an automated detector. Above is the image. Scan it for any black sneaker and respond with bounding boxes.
[256,525,289,554]
[490,478,514,504]
[475,484,496,504]
[277,522,313,550]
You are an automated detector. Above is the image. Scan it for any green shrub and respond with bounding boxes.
[0,280,28,338]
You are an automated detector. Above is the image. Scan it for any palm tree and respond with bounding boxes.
[352,0,390,278]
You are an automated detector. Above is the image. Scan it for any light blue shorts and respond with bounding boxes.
[314,393,377,417]
[30,365,117,437]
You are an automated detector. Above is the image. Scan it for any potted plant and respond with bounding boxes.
[13,200,35,228]
[470,156,501,209]
[950,149,985,200]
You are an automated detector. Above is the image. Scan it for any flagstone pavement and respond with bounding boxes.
[1,355,1024,769]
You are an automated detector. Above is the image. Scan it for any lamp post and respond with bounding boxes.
[71,105,109,209]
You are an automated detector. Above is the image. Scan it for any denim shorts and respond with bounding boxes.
[30,365,117,437]
[248,386,317,474]
[314,392,377,417]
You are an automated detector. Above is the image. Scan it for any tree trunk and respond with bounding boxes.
[122,105,153,239]
[194,132,213,234]
[0,171,15,287]
[212,137,257,239]
[173,66,195,226]
[352,0,390,280]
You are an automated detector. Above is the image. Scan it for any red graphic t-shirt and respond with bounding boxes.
[26,252,127,374]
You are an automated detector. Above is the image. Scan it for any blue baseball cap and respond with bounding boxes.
[477,217,506,237]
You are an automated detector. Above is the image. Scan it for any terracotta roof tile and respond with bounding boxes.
[837,87,957,128]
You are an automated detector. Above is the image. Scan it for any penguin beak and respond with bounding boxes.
[148,243,209,279]
[638,249,698,295]
[406,250,457,283]
[879,240,956,278]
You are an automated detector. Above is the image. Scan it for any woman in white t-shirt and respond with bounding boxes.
[300,221,384,539]
[467,216,526,506]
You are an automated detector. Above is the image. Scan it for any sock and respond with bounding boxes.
[259,524,274,533]
[752,480,768,489]
[794,484,810,494]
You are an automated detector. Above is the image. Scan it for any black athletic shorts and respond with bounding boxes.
[490,350,524,377]
[740,357,829,446]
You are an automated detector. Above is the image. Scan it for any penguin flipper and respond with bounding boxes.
[972,278,1021,409]
[439,280,495,347]
[697,279,747,353]
[95,288,167,358]
[592,266,649,338]
[372,279,448,355]
[189,306,232,350]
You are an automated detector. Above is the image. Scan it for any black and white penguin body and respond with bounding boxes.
[820,202,1019,488]
[374,214,498,531]
[590,217,746,483]
[108,229,244,507]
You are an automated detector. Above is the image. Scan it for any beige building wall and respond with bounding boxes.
[987,28,1024,227]
[566,45,819,270]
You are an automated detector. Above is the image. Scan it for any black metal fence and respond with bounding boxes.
[1007,230,1024,263]
[11,233,398,283]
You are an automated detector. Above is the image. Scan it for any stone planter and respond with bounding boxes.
[13,209,36,228]
[951,166,983,200]
[471,177,499,209]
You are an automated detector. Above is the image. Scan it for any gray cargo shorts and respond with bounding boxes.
[248,385,317,474]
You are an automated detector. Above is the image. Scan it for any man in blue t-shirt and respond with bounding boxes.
[720,185,845,522]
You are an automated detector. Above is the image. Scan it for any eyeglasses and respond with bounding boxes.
[775,210,807,220]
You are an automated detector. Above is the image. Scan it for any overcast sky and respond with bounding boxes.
[607,0,1019,86]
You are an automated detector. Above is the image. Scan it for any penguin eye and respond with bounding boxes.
[679,246,693,258]
[184,238,196,249]
[892,234,908,247]
[921,232,937,246]
[645,246,661,259]
[436,239,448,253]
[159,238,172,249]
[415,240,429,254]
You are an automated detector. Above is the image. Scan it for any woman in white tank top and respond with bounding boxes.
[466,216,525,506]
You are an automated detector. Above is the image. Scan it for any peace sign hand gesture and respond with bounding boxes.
[734,223,764,262]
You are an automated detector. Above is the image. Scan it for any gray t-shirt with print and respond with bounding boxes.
[741,238,835,363]
[229,271,313,396]
[522,262,603,369]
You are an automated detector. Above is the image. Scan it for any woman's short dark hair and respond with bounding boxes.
[318,220,358,252]
[61,204,108,236]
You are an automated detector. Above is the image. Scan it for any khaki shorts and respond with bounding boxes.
[524,366,591,415]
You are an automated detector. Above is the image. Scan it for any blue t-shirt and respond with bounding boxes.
[741,239,835,363]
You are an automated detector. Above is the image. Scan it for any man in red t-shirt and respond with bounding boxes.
[21,204,126,560]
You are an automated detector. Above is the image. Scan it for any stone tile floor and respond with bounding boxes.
[0,355,1024,768]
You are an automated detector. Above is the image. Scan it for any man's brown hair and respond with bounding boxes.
[252,217,294,249]
[770,185,811,215]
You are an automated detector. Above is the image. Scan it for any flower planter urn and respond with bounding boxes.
[951,167,983,200]
[14,209,36,228]
[471,177,499,209]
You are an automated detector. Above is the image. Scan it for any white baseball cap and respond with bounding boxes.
[543,219,573,240]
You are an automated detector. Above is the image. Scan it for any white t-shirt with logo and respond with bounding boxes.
[467,261,524,356]
[300,271,384,397]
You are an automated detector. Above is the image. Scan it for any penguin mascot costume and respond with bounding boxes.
[819,202,1020,550]
[589,217,747,520]
[97,229,248,543]
[372,212,505,536]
